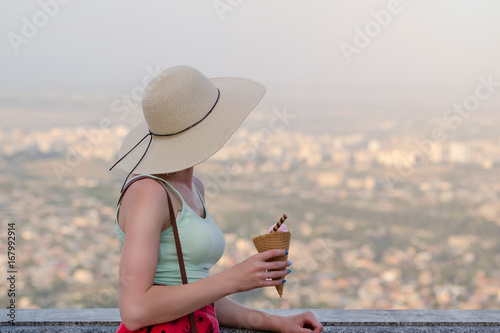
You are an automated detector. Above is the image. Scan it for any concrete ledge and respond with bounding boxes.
[1,309,500,332]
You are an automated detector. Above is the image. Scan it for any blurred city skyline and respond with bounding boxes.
[1,1,500,311]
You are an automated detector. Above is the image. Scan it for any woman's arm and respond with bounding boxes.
[118,179,290,331]
[215,297,323,333]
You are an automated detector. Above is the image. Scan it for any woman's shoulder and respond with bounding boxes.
[117,177,174,233]
[125,176,166,195]
[120,176,185,216]
[120,177,172,212]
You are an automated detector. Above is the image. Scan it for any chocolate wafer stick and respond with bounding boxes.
[272,214,287,232]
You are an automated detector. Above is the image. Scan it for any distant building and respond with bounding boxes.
[448,142,470,164]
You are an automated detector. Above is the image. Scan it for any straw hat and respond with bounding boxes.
[111,65,266,178]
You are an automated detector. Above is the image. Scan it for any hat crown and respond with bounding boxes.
[142,65,219,135]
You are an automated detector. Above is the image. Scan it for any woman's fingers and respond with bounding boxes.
[264,259,291,270]
[259,249,288,261]
[267,268,290,278]
[257,249,291,271]
[258,269,289,283]
[256,250,291,284]
[280,311,324,333]
[260,276,287,287]
[227,249,291,292]
[302,311,324,333]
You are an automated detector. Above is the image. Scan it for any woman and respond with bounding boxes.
[111,65,323,332]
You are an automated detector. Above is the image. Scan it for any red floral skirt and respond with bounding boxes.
[115,302,219,333]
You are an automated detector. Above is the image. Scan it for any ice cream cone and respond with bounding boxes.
[252,231,291,297]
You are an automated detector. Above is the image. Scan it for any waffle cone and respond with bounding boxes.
[252,231,291,297]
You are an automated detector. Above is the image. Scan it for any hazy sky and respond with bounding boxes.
[1,0,500,94]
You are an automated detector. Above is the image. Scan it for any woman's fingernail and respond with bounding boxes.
[288,260,292,266]
[282,279,286,283]
[285,250,289,255]
[287,269,291,274]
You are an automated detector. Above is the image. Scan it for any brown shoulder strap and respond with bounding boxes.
[162,185,188,285]
[161,184,198,332]
[155,181,198,332]
[116,175,198,332]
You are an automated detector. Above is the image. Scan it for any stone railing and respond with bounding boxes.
[1,308,500,332]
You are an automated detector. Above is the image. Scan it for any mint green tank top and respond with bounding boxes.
[115,174,226,285]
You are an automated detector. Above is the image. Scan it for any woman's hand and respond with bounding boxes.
[276,311,324,333]
[224,249,291,293]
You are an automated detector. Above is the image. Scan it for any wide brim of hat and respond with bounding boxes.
[117,77,266,174]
